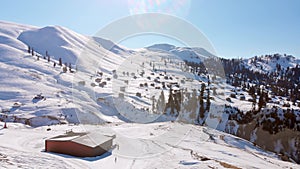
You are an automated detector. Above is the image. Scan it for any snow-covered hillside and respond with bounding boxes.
[243,54,300,74]
[146,43,214,63]
[0,20,132,126]
[0,122,298,169]
[0,20,300,168]
[0,20,226,126]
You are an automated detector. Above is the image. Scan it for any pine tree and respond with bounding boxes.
[258,90,266,111]
[68,63,72,72]
[189,89,198,120]
[31,48,34,56]
[166,88,175,115]
[206,87,210,112]
[198,83,206,123]
[252,94,257,109]
[173,91,181,113]
[28,46,31,53]
[156,91,166,114]
[151,96,156,114]
[58,58,62,66]
[207,75,211,86]
[249,85,257,109]
[46,51,50,62]
[206,75,211,112]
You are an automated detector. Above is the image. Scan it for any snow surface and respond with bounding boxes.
[0,122,298,169]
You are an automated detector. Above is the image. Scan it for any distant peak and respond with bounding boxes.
[146,43,176,51]
[250,53,296,61]
[39,25,67,33]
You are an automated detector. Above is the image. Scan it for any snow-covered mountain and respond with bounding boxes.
[146,43,214,63]
[243,54,300,74]
[0,20,300,168]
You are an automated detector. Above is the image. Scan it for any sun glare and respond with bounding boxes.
[127,0,191,17]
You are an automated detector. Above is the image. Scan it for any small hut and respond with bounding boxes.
[45,131,115,157]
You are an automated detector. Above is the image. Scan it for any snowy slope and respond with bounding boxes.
[18,26,86,64]
[0,20,227,126]
[92,37,135,56]
[0,21,36,62]
[243,54,300,74]
[0,20,130,126]
[1,20,299,133]
[0,20,297,130]
[0,122,298,169]
[146,43,214,63]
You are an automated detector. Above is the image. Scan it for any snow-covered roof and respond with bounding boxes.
[47,131,115,148]
[72,132,115,148]
[47,135,80,141]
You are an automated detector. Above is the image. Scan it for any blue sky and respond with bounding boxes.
[1,0,299,58]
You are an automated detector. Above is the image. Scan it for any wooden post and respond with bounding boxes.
[3,110,9,129]
[3,121,7,128]
[3,114,7,128]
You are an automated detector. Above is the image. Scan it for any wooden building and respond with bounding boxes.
[45,131,115,157]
